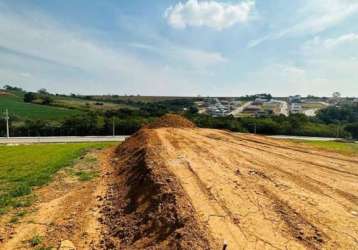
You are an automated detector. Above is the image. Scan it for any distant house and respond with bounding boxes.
[290,103,302,114]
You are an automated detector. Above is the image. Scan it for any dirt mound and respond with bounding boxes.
[0,91,9,96]
[145,114,196,129]
[102,129,215,249]
[104,127,358,249]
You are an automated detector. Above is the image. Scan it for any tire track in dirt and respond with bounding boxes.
[159,130,302,249]
[262,188,328,250]
[155,128,358,249]
[233,133,358,164]
[190,132,356,211]
[218,132,358,178]
[202,131,358,207]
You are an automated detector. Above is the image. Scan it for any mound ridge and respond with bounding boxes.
[102,116,358,249]
[102,128,215,249]
[145,114,196,129]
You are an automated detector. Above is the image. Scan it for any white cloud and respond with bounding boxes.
[179,47,227,66]
[0,5,208,95]
[292,0,358,34]
[304,33,358,51]
[245,59,358,97]
[248,0,358,47]
[246,63,330,96]
[165,0,255,30]
[129,42,227,70]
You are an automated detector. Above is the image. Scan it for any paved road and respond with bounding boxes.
[1,135,355,144]
[273,99,289,116]
[0,136,129,144]
[230,101,252,117]
[268,135,343,141]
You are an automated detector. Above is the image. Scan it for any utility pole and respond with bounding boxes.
[112,117,115,137]
[4,109,9,138]
[336,124,340,138]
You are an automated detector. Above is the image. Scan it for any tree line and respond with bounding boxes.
[1,85,357,138]
[1,103,357,139]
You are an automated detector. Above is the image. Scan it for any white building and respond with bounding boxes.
[290,103,302,114]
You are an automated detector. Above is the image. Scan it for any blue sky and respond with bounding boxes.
[0,0,357,96]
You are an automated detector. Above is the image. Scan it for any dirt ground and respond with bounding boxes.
[103,126,357,250]
[0,148,117,250]
[1,125,357,249]
[154,128,358,249]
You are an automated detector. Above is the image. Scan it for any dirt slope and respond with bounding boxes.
[0,148,116,250]
[102,128,216,249]
[145,113,196,129]
[107,126,358,249]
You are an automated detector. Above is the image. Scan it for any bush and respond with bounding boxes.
[317,105,358,123]
[23,92,37,103]
[345,123,358,139]
[41,96,53,105]
[9,184,32,197]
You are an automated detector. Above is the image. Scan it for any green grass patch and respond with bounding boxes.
[29,234,43,246]
[0,94,82,120]
[0,142,115,212]
[295,140,358,156]
[82,155,98,163]
[74,170,99,181]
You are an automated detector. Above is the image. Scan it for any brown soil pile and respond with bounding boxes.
[145,114,196,129]
[0,91,9,96]
[102,128,215,249]
[104,127,358,249]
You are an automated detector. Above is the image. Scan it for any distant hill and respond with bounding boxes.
[0,90,82,120]
[0,88,197,121]
[89,95,198,103]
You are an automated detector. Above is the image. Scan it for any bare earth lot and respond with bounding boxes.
[1,126,357,249]
[106,127,358,249]
[154,128,358,249]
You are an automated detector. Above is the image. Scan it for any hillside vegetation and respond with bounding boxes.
[0,91,81,120]
[0,86,357,139]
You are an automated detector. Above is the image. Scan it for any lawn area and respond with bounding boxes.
[52,96,134,112]
[295,140,358,156]
[0,142,115,213]
[0,94,82,120]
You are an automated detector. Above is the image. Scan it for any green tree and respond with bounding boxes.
[23,92,37,103]
[41,96,54,105]
[3,85,23,91]
[345,123,358,139]
[37,88,49,95]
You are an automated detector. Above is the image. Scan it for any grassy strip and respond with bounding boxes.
[294,140,358,156]
[0,142,115,213]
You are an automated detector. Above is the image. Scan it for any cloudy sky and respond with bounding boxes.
[0,0,357,96]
